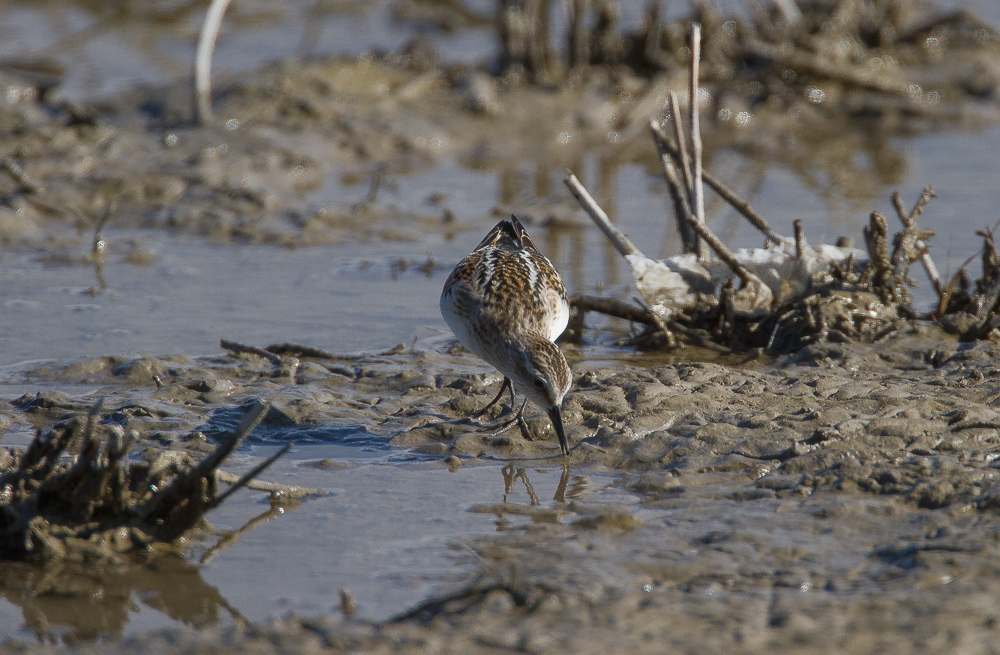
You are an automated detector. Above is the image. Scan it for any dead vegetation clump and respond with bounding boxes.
[0,400,283,562]
[497,0,1000,119]
[563,21,1000,355]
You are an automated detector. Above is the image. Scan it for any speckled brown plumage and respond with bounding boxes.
[440,215,573,455]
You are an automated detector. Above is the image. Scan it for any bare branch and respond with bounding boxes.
[194,0,233,125]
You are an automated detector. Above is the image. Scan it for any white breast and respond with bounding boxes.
[544,288,569,342]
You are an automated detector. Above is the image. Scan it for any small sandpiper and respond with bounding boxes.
[440,215,572,455]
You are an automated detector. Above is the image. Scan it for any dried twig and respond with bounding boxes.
[689,23,706,258]
[687,212,753,287]
[194,0,233,125]
[668,90,706,259]
[668,92,693,202]
[142,402,271,540]
[1,157,42,194]
[651,127,783,245]
[649,120,697,253]
[2,399,288,560]
[891,186,942,298]
[571,294,656,325]
[563,172,640,257]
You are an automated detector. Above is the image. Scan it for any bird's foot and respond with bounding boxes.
[471,376,515,419]
[478,399,531,439]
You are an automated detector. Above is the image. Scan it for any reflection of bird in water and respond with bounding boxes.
[502,463,573,505]
[440,215,572,455]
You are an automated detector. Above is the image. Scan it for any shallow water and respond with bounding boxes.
[0,443,641,641]
[3,116,1000,365]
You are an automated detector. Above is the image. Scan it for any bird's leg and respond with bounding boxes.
[479,399,530,438]
[473,376,515,418]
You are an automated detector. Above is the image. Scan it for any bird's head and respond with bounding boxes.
[510,335,572,455]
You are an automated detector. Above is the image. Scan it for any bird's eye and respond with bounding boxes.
[532,376,546,390]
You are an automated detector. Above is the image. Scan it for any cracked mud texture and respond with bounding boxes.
[4,327,1000,653]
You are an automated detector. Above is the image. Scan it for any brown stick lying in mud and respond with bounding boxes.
[221,338,283,367]
[266,342,341,360]
[742,37,910,96]
[571,294,731,353]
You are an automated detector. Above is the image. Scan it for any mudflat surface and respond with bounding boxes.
[3,1,1000,653]
[3,332,1000,652]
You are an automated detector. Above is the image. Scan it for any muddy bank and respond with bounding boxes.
[2,331,1000,652]
[2,0,999,253]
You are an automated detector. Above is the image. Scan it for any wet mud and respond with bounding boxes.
[4,0,1000,652]
[3,330,1000,652]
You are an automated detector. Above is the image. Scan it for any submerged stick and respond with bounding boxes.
[215,470,328,499]
[90,203,114,292]
[200,504,285,565]
[564,172,641,257]
[209,442,293,509]
[194,0,233,125]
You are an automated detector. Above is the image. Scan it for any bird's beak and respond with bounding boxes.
[548,406,569,456]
